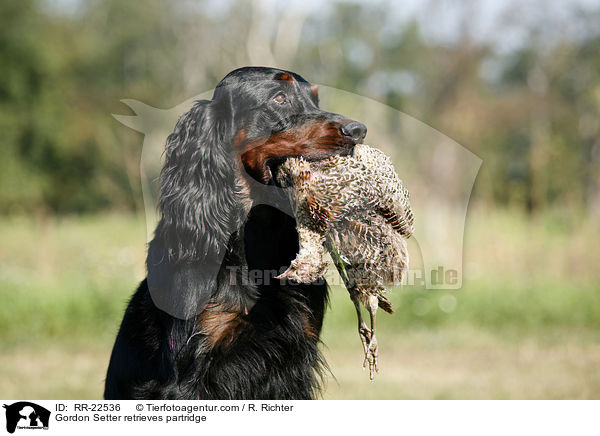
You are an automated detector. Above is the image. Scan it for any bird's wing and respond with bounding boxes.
[351,144,415,237]
[378,180,415,238]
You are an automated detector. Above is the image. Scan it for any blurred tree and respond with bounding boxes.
[0,0,599,216]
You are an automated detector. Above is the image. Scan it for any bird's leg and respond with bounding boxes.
[327,242,374,377]
[363,294,379,381]
[349,292,371,356]
[328,243,372,360]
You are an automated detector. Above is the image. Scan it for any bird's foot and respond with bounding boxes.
[362,334,379,381]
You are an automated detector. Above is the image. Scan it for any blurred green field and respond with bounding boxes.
[1,210,599,399]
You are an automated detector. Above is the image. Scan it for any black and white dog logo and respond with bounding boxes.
[3,402,50,433]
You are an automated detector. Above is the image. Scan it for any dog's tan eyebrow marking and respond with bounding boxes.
[310,85,319,97]
[276,72,295,83]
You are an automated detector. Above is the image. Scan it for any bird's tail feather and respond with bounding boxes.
[378,294,394,313]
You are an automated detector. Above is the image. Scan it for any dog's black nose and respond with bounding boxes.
[340,121,367,143]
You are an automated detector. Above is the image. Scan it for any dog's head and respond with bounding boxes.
[212,67,367,184]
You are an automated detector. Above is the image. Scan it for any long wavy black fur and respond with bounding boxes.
[146,98,250,320]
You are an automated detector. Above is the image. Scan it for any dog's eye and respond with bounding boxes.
[273,93,287,104]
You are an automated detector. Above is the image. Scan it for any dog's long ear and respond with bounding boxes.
[147,99,248,320]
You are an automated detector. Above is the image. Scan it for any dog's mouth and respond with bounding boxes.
[239,119,359,186]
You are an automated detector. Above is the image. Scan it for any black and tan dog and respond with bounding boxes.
[104,66,367,399]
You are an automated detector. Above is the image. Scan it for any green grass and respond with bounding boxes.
[0,209,599,398]
[0,213,146,347]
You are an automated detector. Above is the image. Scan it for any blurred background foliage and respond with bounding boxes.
[1,0,600,215]
[1,0,600,399]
